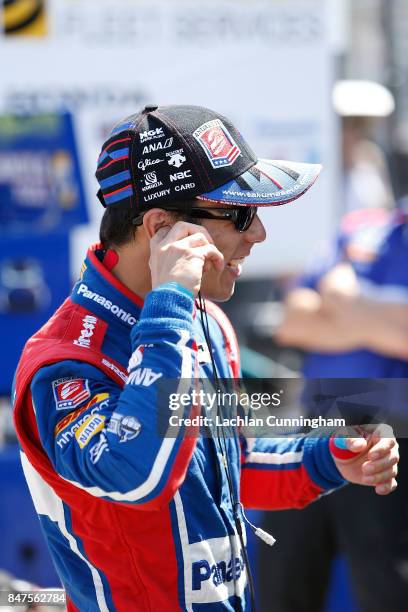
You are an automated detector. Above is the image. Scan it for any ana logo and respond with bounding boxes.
[142,138,173,154]
[107,414,142,443]
[139,127,164,143]
[145,171,158,186]
[193,119,241,168]
[168,152,186,168]
[127,368,162,387]
[73,314,98,349]
[52,378,91,411]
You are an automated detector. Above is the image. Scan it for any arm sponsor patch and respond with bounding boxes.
[54,393,109,437]
[52,377,91,410]
[75,414,106,449]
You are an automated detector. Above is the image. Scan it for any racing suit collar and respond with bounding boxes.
[71,244,144,329]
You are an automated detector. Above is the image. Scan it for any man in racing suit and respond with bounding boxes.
[13,105,399,611]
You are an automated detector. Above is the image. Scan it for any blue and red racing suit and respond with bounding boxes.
[13,245,345,611]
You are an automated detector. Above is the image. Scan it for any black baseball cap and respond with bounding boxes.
[96,104,321,210]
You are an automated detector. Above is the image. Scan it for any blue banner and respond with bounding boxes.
[0,113,88,233]
[0,232,71,393]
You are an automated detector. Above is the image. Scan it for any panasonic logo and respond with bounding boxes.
[76,283,137,326]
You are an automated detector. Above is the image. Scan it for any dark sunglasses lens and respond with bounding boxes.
[237,207,257,231]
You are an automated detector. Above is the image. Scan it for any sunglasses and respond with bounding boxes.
[132,205,258,232]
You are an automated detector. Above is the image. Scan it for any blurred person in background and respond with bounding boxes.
[342,115,394,212]
[333,80,396,214]
[258,199,408,612]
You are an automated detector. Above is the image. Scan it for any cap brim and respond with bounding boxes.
[197,159,322,207]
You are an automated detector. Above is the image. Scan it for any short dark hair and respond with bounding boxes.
[99,200,198,248]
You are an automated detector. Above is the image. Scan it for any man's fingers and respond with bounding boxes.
[375,478,398,496]
[177,232,212,249]
[362,451,399,476]
[362,464,398,486]
[151,225,172,244]
[154,221,214,246]
[346,437,367,453]
[367,436,397,461]
[195,244,224,272]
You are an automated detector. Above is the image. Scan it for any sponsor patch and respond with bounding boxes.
[53,378,91,411]
[101,358,127,382]
[127,367,162,386]
[75,414,106,449]
[107,413,141,443]
[128,344,152,370]
[89,433,109,464]
[73,314,98,349]
[54,393,109,436]
[193,119,241,168]
[75,284,136,326]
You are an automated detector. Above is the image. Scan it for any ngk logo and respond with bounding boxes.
[139,127,164,143]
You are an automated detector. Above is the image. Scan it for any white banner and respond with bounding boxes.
[0,0,339,276]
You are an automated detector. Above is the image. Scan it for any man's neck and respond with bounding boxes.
[109,242,152,299]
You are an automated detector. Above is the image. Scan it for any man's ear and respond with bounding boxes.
[141,208,173,239]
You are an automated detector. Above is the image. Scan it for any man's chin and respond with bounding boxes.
[200,281,235,303]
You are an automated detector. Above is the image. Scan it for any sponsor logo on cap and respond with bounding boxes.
[167,151,186,168]
[193,119,241,168]
[170,170,192,182]
[145,171,158,185]
[142,137,173,154]
[175,182,196,192]
[143,188,171,202]
[142,171,163,192]
[52,377,91,411]
[137,158,163,171]
[139,127,164,143]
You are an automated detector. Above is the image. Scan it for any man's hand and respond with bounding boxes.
[331,425,399,495]
[149,221,224,296]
